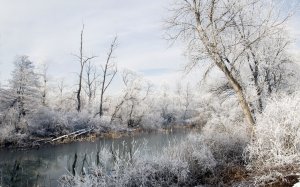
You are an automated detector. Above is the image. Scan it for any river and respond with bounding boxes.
[0,129,191,187]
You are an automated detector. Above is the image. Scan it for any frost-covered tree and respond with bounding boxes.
[245,35,296,113]
[176,82,194,120]
[40,63,48,106]
[165,0,292,130]
[110,70,152,127]
[158,84,177,124]
[53,78,75,112]
[0,56,41,131]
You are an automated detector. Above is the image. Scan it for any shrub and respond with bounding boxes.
[28,108,69,137]
[66,111,92,131]
[0,122,15,144]
[140,112,164,129]
[199,104,249,185]
[59,133,217,187]
[245,92,300,184]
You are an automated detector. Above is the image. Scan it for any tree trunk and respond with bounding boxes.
[98,36,117,117]
[99,91,104,117]
[248,50,263,113]
[76,26,84,112]
[99,66,106,117]
[218,61,255,128]
[193,8,255,130]
[77,67,83,112]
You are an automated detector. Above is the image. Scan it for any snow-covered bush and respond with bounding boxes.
[0,108,20,133]
[245,92,300,182]
[0,113,16,143]
[28,109,114,138]
[202,107,249,160]
[140,112,164,129]
[28,107,69,137]
[0,108,30,147]
[0,108,29,138]
[164,134,217,185]
[198,99,250,184]
[59,133,218,186]
[65,111,93,131]
[87,115,111,132]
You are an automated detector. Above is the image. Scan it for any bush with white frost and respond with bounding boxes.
[59,133,218,186]
[28,107,69,137]
[28,109,115,138]
[245,92,300,179]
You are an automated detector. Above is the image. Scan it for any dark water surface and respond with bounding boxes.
[0,129,191,187]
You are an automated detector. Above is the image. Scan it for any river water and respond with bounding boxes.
[0,129,191,187]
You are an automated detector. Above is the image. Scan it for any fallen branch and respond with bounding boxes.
[50,128,94,142]
[73,128,93,138]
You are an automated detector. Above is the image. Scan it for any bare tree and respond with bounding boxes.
[75,24,96,112]
[175,82,193,120]
[40,63,48,106]
[182,83,192,120]
[110,70,152,127]
[110,71,133,123]
[165,0,291,130]
[57,78,66,106]
[83,60,99,104]
[125,73,152,127]
[96,36,118,117]
[57,79,65,100]
[160,84,172,122]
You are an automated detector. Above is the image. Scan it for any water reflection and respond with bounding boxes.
[0,129,190,187]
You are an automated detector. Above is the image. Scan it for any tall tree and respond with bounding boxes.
[75,24,96,112]
[0,56,41,130]
[165,0,290,130]
[97,36,118,117]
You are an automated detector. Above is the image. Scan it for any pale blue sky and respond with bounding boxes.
[0,0,299,91]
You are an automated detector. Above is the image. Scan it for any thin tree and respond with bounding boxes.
[40,63,48,106]
[182,83,192,120]
[57,78,66,107]
[75,24,96,112]
[83,60,99,104]
[96,36,118,117]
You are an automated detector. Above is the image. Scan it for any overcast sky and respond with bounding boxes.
[0,0,299,91]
